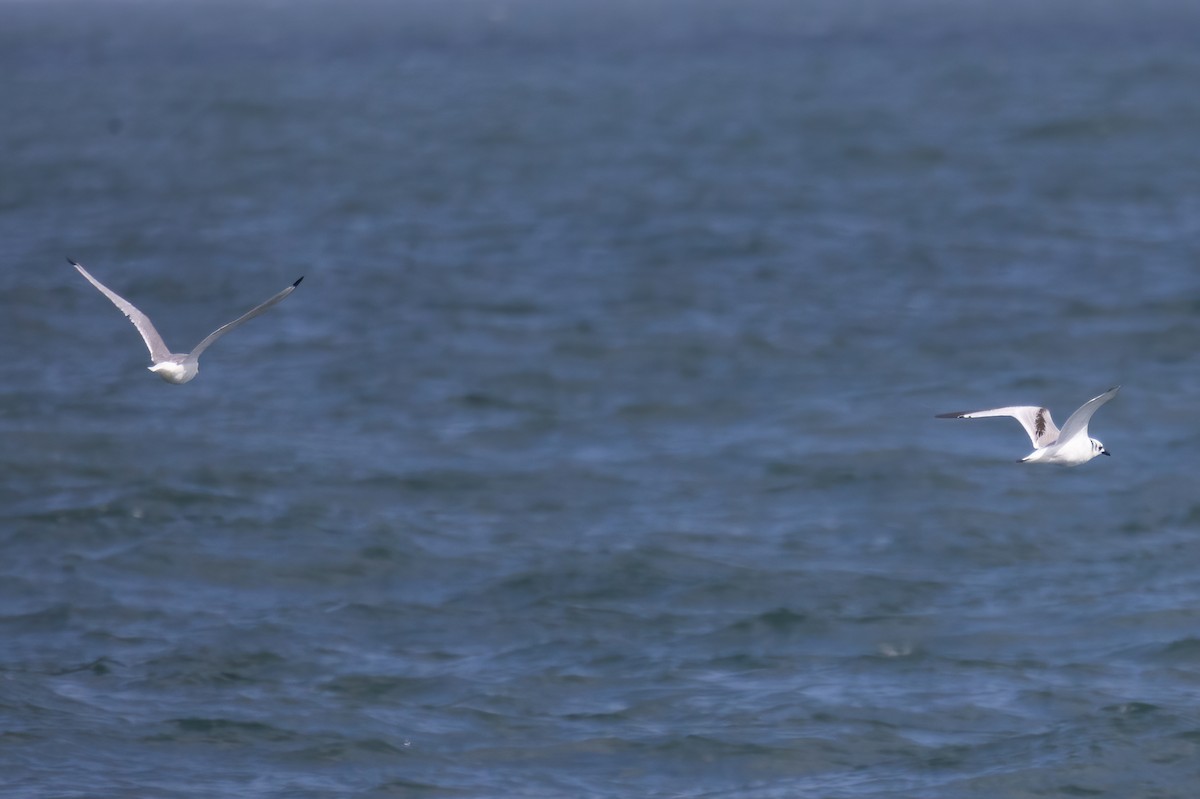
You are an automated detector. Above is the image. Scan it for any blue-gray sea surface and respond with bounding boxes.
[4,1,1200,796]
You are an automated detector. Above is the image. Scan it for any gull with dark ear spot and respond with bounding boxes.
[69,258,303,384]
[937,386,1119,466]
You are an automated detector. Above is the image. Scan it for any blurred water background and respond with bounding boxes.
[4,1,1200,796]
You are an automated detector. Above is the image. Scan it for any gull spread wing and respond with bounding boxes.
[936,405,1059,449]
[1055,386,1120,445]
[185,276,303,361]
[69,258,172,363]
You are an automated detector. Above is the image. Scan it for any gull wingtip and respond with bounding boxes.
[292,276,304,287]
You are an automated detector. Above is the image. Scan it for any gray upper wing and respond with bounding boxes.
[1056,386,1120,445]
[70,259,172,363]
[186,276,303,360]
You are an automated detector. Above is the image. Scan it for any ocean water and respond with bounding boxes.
[4,1,1200,796]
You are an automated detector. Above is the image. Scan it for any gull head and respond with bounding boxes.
[1091,438,1110,457]
[148,360,197,384]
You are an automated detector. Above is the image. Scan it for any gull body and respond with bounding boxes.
[69,258,302,384]
[936,386,1119,466]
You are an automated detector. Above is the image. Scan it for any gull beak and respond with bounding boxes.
[1102,450,1111,456]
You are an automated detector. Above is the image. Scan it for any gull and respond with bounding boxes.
[936,386,1119,466]
[69,258,302,384]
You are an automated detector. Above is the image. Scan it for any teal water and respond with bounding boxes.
[4,1,1200,796]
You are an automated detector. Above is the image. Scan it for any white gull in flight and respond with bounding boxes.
[937,386,1119,466]
[69,258,302,384]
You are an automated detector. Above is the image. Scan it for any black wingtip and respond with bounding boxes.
[66,256,80,266]
[292,276,304,287]
[935,412,966,419]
